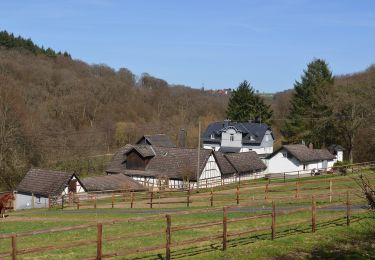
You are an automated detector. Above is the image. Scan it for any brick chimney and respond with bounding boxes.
[178,129,187,148]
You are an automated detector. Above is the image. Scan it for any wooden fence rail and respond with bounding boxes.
[1,190,364,260]
[59,173,372,210]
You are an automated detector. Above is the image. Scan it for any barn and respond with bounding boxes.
[15,168,86,210]
[106,144,266,189]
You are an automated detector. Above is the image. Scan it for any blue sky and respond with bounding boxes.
[1,0,374,92]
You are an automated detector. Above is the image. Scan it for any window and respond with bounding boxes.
[230,134,234,142]
[282,152,287,158]
[210,134,215,139]
[250,136,255,141]
[303,164,307,170]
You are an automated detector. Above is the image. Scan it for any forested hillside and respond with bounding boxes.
[0,30,374,189]
[0,31,228,188]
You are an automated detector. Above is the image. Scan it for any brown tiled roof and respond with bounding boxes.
[224,152,267,174]
[126,145,155,158]
[106,145,212,181]
[106,144,132,173]
[16,168,84,197]
[280,145,335,163]
[82,174,146,192]
[213,152,236,175]
[136,134,176,147]
[145,146,212,181]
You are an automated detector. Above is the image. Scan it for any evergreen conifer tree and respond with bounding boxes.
[282,59,335,146]
[226,80,272,123]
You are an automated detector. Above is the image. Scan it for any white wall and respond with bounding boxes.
[199,154,222,187]
[203,144,220,151]
[62,176,86,195]
[221,128,242,148]
[337,151,343,162]
[266,149,303,174]
[15,193,49,210]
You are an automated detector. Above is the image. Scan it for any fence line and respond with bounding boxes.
[0,191,366,260]
[59,172,373,210]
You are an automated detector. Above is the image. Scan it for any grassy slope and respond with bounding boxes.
[0,171,374,259]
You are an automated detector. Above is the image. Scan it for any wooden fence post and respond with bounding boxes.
[295,182,299,199]
[298,171,300,179]
[265,183,269,200]
[271,201,276,240]
[31,193,35,209]
[97,223,102,260]
[283,173,286,183]
[61,195,64,210]
[12,234,17,260]
[223,207,228,251]
[111,193,114,209]
[48,195,51,209]
[130,192,134,208]
[236,185,240,205]
[150,192,153,209]
[210,189,213,207]
[312,196,316,233]
[77,197,80,210]
[346,191,350,226]
[94,196,97,209]
[166,214,171,260]
[329,180,332,203]
[187,190,190,207]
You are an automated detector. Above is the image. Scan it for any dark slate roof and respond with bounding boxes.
[202,121,272,145]
[106,145,212,181]
[16,168,85,197]
[214,151,266,175]
[268,145,335,163]
[136,134,176,147]
[126,145,155,158]
[219,147,241,153]
[328,144,345,152]
[82,174,146,192]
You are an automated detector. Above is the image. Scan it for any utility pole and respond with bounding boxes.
[196,120,201,189]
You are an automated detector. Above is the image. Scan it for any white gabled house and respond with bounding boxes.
[264,144,337,175]
[15,168,86,210]
[202,120,274,157]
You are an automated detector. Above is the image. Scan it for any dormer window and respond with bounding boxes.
[210,134,215,139]
[282,152,288,158]
[250,135,255,141]
[230,134,234,142]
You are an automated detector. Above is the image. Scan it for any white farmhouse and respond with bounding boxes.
[202,120,274,157]
[265,144,336,175]
[15,168,86,210]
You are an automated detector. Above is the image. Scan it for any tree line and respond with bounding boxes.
[0,31,374,190]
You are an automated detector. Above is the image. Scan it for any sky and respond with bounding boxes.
[1,0,375,92]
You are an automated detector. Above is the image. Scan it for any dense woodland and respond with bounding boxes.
[0,30,374,189]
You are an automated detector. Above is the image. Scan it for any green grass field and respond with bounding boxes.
[0,171,374,259]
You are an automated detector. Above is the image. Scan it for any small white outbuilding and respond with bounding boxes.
[265,144,336,175]
[15,168,86,210]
